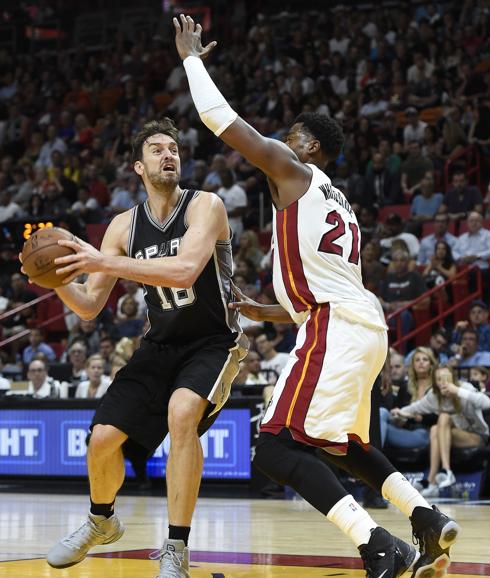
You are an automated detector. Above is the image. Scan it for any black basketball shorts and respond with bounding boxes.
[91,333,247,453]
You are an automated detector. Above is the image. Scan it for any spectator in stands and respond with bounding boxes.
[34,124,67,169]
[405,329,450,365]
[234,230,264,270]
[401,140,433,198]
[238,351,269,387]
[403,108,428,147]
[358,207,382,246]
[0,190,23,223]
[452,211,490,270]
[268,323,296,354]
[363,152,402,206]
[380,347,438,451]
[115,296,145,339]
[71,185,103,225]
[387,239,417,273]
[202,154,226,192]
[379,249,428,337]
[394,364,490,497]
[64,341,88,396]
[98,336,116,375]
[439,173,483,221]
[216,168,247,245]
[26,359,64,399]
[67,318,101,355]
[0,352,12,394]
[331,160,364,209]
[442,106,467,158]
[255,333,289,386]
[116,279,146,319]
[449,329,490,368]
[417,213,458,265]
[21,328,56,367]
[109,175,146,214]
[178,116,199,155]
[470,366,489,392]
[422,241,457,288]
[361,241,385,294]
[178,144,196,186]
[75,354,111,399]
[389,352,408,389]
[409,171,443,223]
[379,214,420,262]
[451,300,490,352]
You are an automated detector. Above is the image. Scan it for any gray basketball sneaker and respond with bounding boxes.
[47,513,124,568]
[152,539,190,578]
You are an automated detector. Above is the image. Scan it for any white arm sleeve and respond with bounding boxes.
[183,56,238,136]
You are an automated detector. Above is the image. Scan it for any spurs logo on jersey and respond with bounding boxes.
[272,163,384,327]
[127,189,241,343]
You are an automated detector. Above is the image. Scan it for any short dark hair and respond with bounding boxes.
[294,112,344,161]
[132,118,179,163]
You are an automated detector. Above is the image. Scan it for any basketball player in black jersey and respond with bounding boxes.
[173,14,459,578]
[29,118,247,578]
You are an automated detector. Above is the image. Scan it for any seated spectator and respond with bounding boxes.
[387,239,417,273]
[405,329,450,365]
[422,241,456,289]
[331,160,364,209]
[98,336,116,375]
[115,295,145,338]
[0,352,12,394]
[380,347,438,450]
[470,366,489,392]
[110,176,146,214]
[417,213,458,265]
[410,171,443,222]
[449,329,490,368]
[238,351,270,386]
[363,152,402,207]
[357,206,382,246]
[116,279,147,319]
[21,328,56,367]
[75,354,111,398]
[26,359,64,399]
[234,230,265,270]
[403,108,428,147]
[177,144,195,185]
[255,333,289,386]
[63,340,89,396]
[379,249,428,338]
[451,300,490,352]
[442,106,467,159]
[268,323,296,354]
[216,169,247,244]
[394,365,490,497]
[380,214,420,263]
[361,241,385,294]
[401,140,433,198]
[67,318,101,355]
[71,186,103,224]
[452,211,490,271]
[0,190,23,223]
[439,172,483,221]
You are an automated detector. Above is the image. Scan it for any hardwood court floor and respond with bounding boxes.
[0,493,489,577]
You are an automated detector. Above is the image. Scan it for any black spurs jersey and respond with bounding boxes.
[127,189,241,343]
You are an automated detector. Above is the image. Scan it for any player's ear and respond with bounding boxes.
[308,139,320,155]
[134,161,144,176]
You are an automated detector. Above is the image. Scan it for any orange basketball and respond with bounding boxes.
[21,227,77,288]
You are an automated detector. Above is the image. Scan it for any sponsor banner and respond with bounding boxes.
[0,408,251,479]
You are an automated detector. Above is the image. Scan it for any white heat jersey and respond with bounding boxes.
[272,163,386,329]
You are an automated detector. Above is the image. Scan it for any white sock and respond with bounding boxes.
[326,494,377,547]
[382,472,431,518]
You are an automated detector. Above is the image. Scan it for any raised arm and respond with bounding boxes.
[55,192,229,290]
[173,14,310,207]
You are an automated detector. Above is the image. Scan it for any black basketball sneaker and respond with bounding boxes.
[359,526,419,578]
[410,505,460,578]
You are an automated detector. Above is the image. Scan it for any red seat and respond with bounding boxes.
[47,341,66,361]
[379,204,411,223]
[36,296,67,340]
[86,223,108,249]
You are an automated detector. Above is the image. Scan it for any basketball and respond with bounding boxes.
[21,227,77,288]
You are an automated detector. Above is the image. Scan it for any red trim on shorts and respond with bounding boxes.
[275,204,315,313]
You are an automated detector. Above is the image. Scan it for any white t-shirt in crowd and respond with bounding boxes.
[260,353,290,384]
[75,375,111,398]
[216,184,247,241]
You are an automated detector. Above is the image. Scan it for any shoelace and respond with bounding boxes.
[149,548,183,567]
[62,518,105,550]
[412,528,425,555]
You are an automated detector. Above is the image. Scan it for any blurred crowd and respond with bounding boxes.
[0,0,489,411]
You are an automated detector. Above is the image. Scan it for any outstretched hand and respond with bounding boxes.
[173,13,217,61]
[228,282,265,321]
[54,237,105,284]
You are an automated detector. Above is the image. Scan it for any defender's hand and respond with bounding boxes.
[173,14,217,61]
[228,282,264,322]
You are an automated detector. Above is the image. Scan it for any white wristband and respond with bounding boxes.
[183,55,237,136]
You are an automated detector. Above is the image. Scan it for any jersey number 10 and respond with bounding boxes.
[318,210,360,265]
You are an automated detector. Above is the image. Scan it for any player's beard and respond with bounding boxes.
[147,168,180,193]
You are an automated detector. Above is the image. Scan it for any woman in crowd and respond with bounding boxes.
[234,230,265,270]
[380,347,438,450]
[393,364,490,497]
[422,240,456,289]
[75,354,111,399]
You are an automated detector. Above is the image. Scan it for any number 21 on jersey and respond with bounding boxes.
[318,210,360,265]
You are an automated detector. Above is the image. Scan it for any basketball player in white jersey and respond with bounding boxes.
[174,15,459,578]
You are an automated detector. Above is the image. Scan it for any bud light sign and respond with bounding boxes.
[0,408,251,479]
